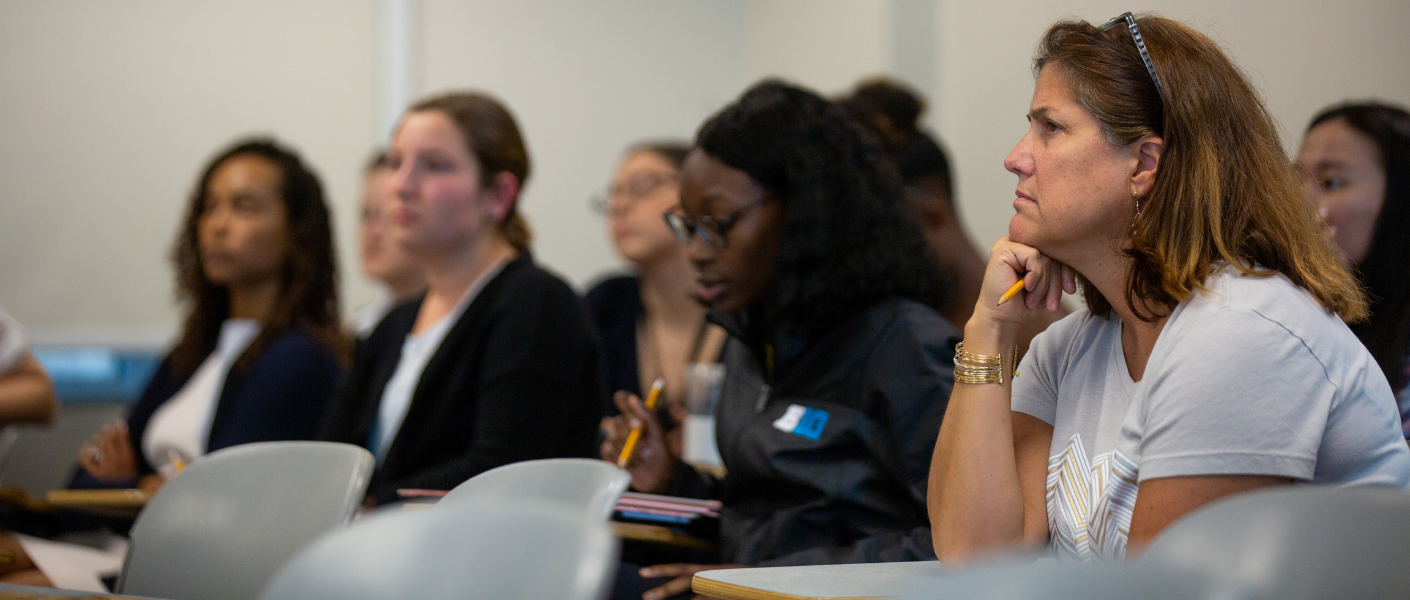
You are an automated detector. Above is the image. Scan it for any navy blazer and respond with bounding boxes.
[72,327,342,488]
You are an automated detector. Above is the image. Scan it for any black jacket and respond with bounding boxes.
[72,327,342,488]
[675,297,958,566]
[585,275,645,407]
[321,256,605,504]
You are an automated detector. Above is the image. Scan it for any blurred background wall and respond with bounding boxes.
[2,0,1407,348]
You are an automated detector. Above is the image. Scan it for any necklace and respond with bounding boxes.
[639,315,711,407]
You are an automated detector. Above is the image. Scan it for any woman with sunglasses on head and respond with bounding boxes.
[600,80,959,600]
[587,143,727,424]
[320,91,604,506]
[1297,102,1410,437]
[929,14,1410,566]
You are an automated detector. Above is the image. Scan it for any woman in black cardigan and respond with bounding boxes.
[320,92,603,506]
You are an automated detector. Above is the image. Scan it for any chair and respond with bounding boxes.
[116,441,374,600]
[257,499,619,600]
[437,458,630,521]
[1138,486,1410,600]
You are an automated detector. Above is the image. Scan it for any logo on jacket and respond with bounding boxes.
[772,404,829,441]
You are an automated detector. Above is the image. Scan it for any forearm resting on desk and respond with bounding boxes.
[928,322,1045,564]
[0,355,56,425]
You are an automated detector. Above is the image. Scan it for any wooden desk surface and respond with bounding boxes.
[692,561,945,600]
[609,522,715,551]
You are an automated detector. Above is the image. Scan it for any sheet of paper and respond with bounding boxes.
[13,533,127,593]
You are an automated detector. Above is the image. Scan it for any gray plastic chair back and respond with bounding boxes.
[438,458,630,521]
[894,562,1236,600]
[1138,486,1410,600]
[257,499,620,600]
[117,441,374,600]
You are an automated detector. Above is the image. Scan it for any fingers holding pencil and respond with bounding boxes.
[981,237,1076,319]
[617,379,664,468]
[600,385,675,494]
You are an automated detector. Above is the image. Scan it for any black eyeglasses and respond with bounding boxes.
[663,198,766,249]
[1099,12,1165,101]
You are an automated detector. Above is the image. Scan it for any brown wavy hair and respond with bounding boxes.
[1035,15,1364,321]
[169,138,349,377]
[408,91,533,252]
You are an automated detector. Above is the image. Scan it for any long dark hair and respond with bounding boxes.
[695,79,947,344]
[1309,102,1410,387]
[169,138,347,376]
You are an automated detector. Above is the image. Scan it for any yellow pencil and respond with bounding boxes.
[996,278,1027,306]
[617,379,664,468]
[168,450,186,473]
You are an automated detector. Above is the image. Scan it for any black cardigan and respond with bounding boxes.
[320,256,605,504]
[71,327,342,489]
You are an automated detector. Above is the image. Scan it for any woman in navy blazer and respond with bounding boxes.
[71,138,349,493]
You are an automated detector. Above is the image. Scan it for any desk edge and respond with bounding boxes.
[691,575,883,600]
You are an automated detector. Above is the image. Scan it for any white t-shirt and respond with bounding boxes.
[0,306,29,374]
[1013,265,1410,563]
[368,259,508,464]
[143,319,261,476]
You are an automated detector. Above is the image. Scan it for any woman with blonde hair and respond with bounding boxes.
[929,14,1410,565]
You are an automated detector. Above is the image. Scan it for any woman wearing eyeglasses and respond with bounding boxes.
[601,80,959,600]
[586,143,727,423]
[929,14,1410,565]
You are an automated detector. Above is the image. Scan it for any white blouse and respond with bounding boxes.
[143,319,260,476]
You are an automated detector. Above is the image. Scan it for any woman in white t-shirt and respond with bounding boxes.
[928,14,1410,565]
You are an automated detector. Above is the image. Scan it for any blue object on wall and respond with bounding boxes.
[33,347,161,405]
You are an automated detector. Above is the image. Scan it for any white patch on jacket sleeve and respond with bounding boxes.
[773,405,807,433]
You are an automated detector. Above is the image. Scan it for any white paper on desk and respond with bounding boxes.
[14,533,127,593]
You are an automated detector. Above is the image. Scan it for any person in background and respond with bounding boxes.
[352,151,427,337]
[586,142,726,435]
[320,91,603,506]
[0,307,57,426]
[601,80,959,600]
[0,137,347,590]
[1297,102,1410,436]
[841,78,1065,356]
[929,15,1410,567]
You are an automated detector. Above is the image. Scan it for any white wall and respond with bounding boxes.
[417,0,751,291]
[0,1,377,345]
[1,0,1407,343]
[932,0,1410,253]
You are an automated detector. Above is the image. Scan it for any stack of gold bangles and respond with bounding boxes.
[954,342,1018,385]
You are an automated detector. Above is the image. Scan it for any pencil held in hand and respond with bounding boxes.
[617,379,665,468]
[997,278,1027,306]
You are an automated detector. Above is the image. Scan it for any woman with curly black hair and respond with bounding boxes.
[601,80,961,600]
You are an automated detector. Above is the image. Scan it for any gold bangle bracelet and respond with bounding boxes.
[955,342,1003,365]
[953,342,1021,385]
